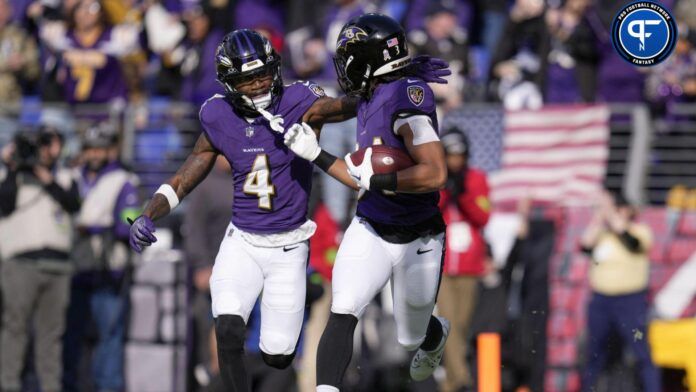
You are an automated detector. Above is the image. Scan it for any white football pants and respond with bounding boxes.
[330,216,445,350]
[210,224,308,355]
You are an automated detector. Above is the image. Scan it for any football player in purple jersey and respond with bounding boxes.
[128,29,449,392]
[282,14,452,390]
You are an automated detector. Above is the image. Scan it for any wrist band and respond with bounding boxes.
[313,150,337,172]
[155,184,180,211]
[370,172,397,192]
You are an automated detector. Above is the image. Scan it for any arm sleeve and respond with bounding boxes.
[580,244,594,256]
[617,231,641,253]
[0,171,18,215]
[198,97,225,152]
[392,115,439,145]
[285,81,324,121]
[44,179,81,213]
[113,180,141,239]
[456,171,491,229]
[389,81,436,120]
[618,225,651,254]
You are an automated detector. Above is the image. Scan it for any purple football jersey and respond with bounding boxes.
[62,28,128,104]
[199,81,325,234]
[355,78,440,225]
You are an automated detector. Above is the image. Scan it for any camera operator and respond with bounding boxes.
[0,126,79,392]
[63,123,140,392]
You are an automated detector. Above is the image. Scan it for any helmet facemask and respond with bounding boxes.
[333,52,371,97]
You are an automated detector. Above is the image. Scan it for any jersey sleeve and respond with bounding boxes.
[387,80,436,120]
[281,81,326,121]
[198,95,226,151]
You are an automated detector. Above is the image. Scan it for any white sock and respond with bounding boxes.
[317,385,340,392]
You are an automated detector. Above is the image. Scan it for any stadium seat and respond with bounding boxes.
[547,338,579,367]
[545,368,580,392]
[677,212,696,237]
[548,311,581,339]
[649,264,679,296]
[550,285,588,313]
[666,237,696,264]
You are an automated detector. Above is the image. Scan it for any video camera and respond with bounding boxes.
[11,131,55,171]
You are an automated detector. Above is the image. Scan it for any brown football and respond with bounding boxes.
[348,145,415,174]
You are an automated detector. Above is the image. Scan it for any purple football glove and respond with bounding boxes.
[409,55,452,84]
[128,215,157,253]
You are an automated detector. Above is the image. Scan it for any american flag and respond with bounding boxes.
[489,105,610,207]
[440,106,505,173]
[386,37,398,47]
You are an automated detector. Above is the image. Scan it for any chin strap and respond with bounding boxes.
[251,92,273,109]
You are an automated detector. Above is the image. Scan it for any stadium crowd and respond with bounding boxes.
[0,0,695,391]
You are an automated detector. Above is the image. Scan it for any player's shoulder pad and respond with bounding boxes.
[286,80,327,98]
[386,78,435,114]
[199,94,227,124]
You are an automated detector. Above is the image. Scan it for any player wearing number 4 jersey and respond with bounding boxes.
[282,14,452,390]
[127,29,449,392]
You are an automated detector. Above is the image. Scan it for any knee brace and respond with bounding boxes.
[215,314,246,352]
[261,351,296,369]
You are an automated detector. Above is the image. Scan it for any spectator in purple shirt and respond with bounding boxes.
[409,0,469,112]
[234,0,285,38]
[177,3,224,106]
[591,0,645,103]
[543,0,599,103]
[404,0,473,34]
[63,122,140,392]
[646,26,696,122]
[39,0,139,105]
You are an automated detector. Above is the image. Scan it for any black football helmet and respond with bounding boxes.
[333,13,411,97]
[215,29,282,117]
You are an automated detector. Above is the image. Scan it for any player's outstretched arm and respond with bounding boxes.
[302,96,360,128]
[283,122,359,191]
[129,133,218,252]
[300,56,451,128]
[144,133,218,219]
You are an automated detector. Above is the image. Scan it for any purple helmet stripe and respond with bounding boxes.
[233,33,246,56]
[242,31,259,61]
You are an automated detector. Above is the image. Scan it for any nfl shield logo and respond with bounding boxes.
[309,84,326,97]
[245,126,255,137]
[407,85,425,106]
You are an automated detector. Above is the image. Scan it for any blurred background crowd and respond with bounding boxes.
[0,0,696,391]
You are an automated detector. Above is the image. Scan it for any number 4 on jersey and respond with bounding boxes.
[243,154,276,210]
